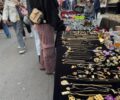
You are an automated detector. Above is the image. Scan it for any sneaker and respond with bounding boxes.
[18,46,21,49]
[30,33,33,38]
[6,34,11,39]
[23,37,26,40]
[19,48,26,54]
[18,46,26,49]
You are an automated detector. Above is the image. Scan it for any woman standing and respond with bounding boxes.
[28,0,70,74]
[94,0,100,19]
[84,0,94,19]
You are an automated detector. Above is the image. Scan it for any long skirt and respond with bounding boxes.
[35,24,56,73]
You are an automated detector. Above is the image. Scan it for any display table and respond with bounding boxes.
[54,31,120,100]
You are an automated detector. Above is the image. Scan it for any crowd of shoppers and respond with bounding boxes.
[0,0,69,75]
[0,0,100,75]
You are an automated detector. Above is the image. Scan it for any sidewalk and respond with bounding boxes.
[0,29,54,100]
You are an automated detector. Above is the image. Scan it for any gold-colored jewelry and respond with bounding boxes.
[114,75,119,79]
[61,80,69,86]
[62,91,70,95]
[115,95,120,100]
[95,53,101,56]
[73,72,77,76]
[118,56,120,60]
[94,94,104,100]
[94,58,100,63]
[68,95,76,100]
[71,65,77,69]
[87,96,94,100]
[66,87,71,91]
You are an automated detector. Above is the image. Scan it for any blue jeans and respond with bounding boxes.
[3,23,11,38]
[13,21,25,48]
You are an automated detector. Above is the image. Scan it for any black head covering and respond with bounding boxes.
[28,0,65,32]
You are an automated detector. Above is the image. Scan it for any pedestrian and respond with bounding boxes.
[84,0,94,19]
[0,0,11,38]
[28,0,70,74]
[25,0,41,62]
[2,0,26,54]
[93,0,100,19]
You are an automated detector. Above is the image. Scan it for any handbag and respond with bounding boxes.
[16,5,28,19]
[19,6,28,16]
[29,8,43,24]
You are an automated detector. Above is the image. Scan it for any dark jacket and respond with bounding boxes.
[27,0,66,32]
[94,0,100,10]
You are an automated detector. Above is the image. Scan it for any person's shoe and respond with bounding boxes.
[18,46,21,49]
[40,68,45,71]
[18,46,26,49]
[19,48,26,54]
[30,32,33,38]
[23,36,26,40]
[6,34,11,39]
[46,72,55,75]
[38,55,40,63]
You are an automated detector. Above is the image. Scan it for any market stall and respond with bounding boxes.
[54,29,120,100]
[54,1,120,100]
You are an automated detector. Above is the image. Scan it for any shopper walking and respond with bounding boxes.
[28,0,70,74]
[25,0,41,62]
[0,0,11,38]
[2,0,26,54]
[93,0,100,19]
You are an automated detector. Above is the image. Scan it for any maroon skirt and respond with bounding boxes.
[35,24,56,73]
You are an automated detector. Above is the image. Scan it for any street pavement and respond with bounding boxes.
[0,28,54,100]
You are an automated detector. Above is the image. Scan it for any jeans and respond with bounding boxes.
[32,26,40,56]
[95,9,100,19]
[13,21,25,48]
[2,23,11,38]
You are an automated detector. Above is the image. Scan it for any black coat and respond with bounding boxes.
[28,0,66,32]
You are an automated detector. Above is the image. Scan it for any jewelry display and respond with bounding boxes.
[56,17,120,99]
[64,19,96,31]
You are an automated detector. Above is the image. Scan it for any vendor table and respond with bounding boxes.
[53,31,120,100]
